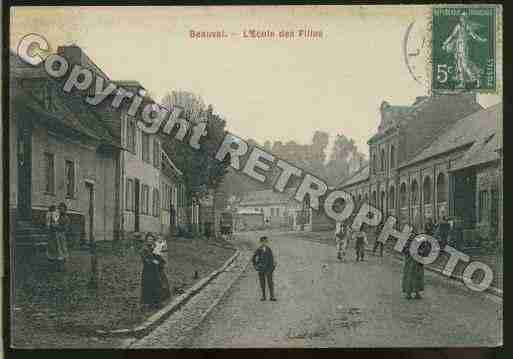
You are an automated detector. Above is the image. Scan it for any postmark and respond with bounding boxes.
[431,6,496,93]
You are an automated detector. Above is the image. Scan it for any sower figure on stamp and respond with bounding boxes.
[252,236,277,301]
[442,12,487,88]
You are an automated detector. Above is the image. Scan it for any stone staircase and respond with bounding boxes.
[14,220,48,258]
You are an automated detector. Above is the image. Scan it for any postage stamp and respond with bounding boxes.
[431,6,496,93]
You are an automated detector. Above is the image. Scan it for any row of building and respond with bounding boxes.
[10,45,201,249]
[337,94,502,247]
[233,93,502,250]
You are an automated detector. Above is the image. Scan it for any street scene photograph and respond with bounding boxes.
[7,4,502,349]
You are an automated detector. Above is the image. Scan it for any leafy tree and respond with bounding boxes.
[161,93,230,202]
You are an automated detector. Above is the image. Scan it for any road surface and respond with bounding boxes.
[136,231,502,348]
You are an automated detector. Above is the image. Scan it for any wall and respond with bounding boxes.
[122,115,162,234]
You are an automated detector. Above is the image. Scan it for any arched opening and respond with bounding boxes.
[380,191,386,212]
[411,180,419,205]
[423,177,432,205]
[372,191,377,206]
[400,182,407,208]
[389,186,395,210]
[358,194,362,204]
[390,145,396,169]
[364,193,369,204]
[437,173,447,203]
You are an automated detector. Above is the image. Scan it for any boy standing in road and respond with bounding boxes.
[252,236,277,301]
[354,229,368,262]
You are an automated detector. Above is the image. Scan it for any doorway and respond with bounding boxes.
[85,182,94,243]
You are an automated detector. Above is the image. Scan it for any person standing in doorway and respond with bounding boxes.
[436,215,451,250]
[252,236,277,301]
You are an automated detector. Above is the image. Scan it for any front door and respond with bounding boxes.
[454,171,476,228]
[17,118,32,220]
[85,182,94,243]
[134,179,140,232]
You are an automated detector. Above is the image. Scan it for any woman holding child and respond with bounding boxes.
[140,233,171,309]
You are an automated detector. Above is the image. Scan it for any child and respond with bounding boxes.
[354,229,368,262]
[335,222,349,261]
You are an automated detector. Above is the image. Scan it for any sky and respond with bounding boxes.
[10,6,501,156]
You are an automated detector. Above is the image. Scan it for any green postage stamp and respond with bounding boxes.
[431,6,496,92]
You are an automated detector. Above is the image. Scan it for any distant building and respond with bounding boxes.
[338,94,502,248]
[236,189,304,230]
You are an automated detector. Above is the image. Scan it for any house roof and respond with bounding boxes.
[15,85,120,147]
[114,80,145,89]
[238,188,297,207]
[10,50,121,148]
[399,103,501,169]
[337,164,370,189]
[451,114,502,172]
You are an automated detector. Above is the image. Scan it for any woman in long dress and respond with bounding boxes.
[140,234,170,309]
[402,236,428,300]
[47,203,70,271]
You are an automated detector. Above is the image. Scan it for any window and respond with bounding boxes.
[380,191,386,212]
[153,188,160,217]
[153,139,160,168]
[479,190,489,222]
[141,184,150,214]
[44,152,55,194]
[372,191,377,206]
[380,148,386,172]
[423,177,432,205]
[390,145,396,169]
[411,180,419,205]
[65,160,75,198]
[276,208,280,217]
[126,179,134,211]
[400,183,407,208]
[270,208,275,216]
[127,118,136,153]
[142,132,150,163]
[436,173,447,203]
[389,186,395,209]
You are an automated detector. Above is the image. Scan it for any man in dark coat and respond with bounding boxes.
[252,236,277,301]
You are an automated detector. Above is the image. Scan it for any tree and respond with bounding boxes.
[325,133,367,186]
[161,92,230,202]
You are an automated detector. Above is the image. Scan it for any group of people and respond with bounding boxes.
[334,222,368,262]
[45,202,71,271]
[330,216,453,301]
[423,215,452,249]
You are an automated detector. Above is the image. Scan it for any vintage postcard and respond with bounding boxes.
[7,4,502,349]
